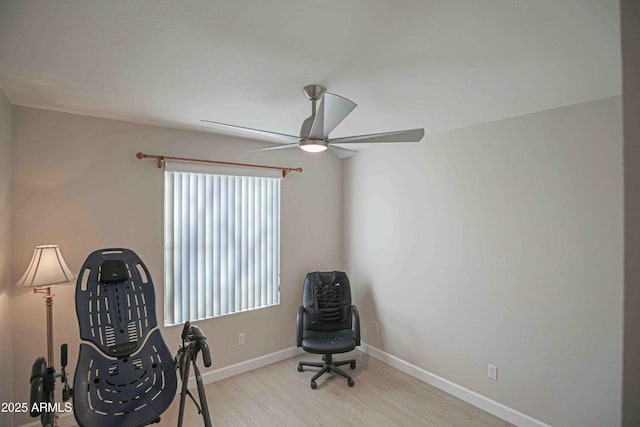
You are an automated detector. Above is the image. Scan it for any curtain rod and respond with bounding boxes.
[136,152,303,177]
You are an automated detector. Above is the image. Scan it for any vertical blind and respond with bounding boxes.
[164,163,281,325]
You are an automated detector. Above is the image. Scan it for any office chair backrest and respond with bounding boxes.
[303,271,352,332]
[73,248,177,427]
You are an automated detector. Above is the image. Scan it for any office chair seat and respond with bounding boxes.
[301,329,357,354]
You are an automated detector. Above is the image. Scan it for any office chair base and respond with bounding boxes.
[298,354,356,389]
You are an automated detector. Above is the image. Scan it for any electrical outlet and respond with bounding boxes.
[488,364,498,381]
[238,332,245,345]
[373,320,380,335]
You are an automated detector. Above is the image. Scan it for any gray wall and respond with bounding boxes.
[3,93,626,426]
[623,1,640,425]
[344,97,623,427]
[0,91,14,417]
[9,106,344,426]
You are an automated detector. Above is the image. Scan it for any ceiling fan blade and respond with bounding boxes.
[308,93,357,139]
[328,145,358,159]
[201,120,301,144]
[247,143,299,153]
[329,128,425,145]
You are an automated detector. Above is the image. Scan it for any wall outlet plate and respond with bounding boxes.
[488,364,498,381]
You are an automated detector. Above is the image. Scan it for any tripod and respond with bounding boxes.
[175,322,213,427]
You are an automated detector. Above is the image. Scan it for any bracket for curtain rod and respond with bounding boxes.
[135,152,303,178]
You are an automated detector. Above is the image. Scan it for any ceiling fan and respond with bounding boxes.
[201,85,425,159]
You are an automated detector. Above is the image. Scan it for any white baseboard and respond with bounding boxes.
[198,346,304,385]
[359,343,552,427]
[19,346,304,427]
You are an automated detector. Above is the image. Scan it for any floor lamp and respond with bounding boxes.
[15,245,76,427]
[15,244,76,369]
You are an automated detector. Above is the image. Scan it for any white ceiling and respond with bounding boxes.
[0,0,621,144]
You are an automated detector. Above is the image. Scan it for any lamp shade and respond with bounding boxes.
[15,245,77,288]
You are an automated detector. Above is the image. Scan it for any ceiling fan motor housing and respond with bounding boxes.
[303,85,326,101]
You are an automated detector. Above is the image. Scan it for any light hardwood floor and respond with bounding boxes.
[161,351,515,427]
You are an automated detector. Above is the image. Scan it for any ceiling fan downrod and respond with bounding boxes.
[303,84,326,116]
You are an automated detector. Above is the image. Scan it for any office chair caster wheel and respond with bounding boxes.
[310,381,317,390]
[348,379,355,387]
[297,364,304,372]
[350,362,356,369]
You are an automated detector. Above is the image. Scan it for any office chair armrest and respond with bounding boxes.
[296,306,304,347]
[351,305,361,346]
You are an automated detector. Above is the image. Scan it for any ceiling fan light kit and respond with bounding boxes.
[299,139,328,152]
[201,85,425,158]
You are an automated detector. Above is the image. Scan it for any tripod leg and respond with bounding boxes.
[177,352,192,427]
[41,386,55,427]
[192,362,212,427]
[41,368,56,427]
[185,389,202,413]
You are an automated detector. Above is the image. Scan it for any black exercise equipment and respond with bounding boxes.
[27,247,216,427]
[28,315,74,427]
[175,321,213,427]
[72,248,177,426]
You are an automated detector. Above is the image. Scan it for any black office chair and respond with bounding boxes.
[296,271,361,389]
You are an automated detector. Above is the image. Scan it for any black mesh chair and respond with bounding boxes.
[296,271,360,389]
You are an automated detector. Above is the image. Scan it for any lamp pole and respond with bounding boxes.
[34,286,55,368]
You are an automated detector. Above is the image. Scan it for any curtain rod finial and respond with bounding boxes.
[282,167,303,177]
[136,152,145,159]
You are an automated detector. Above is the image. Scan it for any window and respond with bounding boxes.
[164,162,280,325]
